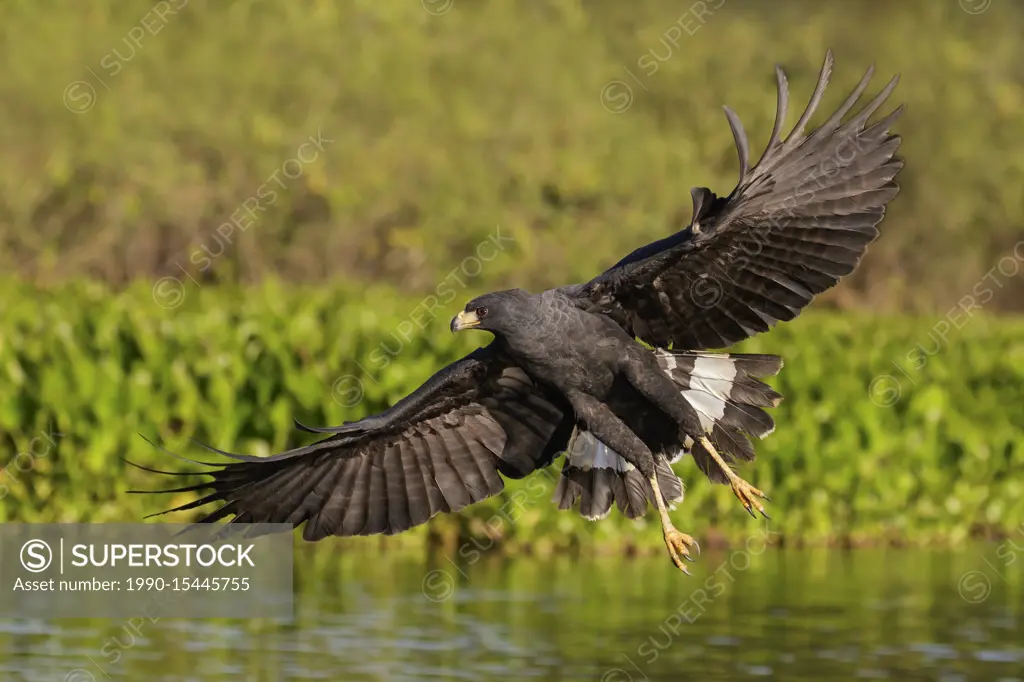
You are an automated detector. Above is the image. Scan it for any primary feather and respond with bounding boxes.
[565,49,904,350]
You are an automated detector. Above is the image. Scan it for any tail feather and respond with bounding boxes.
[579,468,615,520]
[657,349,783,483]
[554,349,783,516]
[654,456,684,506]
[618,469,650,519]
[553,429,683,521]
[727,375,783,408]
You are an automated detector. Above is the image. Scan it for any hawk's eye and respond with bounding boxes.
[475,307,489,318]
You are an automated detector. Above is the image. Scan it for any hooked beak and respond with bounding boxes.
[450,310,480,333]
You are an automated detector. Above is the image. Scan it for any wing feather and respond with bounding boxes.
[139,344,573,538]
[563,52,904,349]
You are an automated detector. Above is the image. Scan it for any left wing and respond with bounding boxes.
[131,344,574,540]
[562,52,904,349]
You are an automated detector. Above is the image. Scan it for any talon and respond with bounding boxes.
[663,528,699,575]
[730,477,771,520]
[649,473,699,576]
[669,549,690,574]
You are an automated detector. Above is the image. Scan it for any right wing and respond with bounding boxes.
[133,343,574,540]
[563,51,904,349]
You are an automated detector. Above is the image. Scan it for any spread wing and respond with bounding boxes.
[133,343,574,540]
[563,51,904,349]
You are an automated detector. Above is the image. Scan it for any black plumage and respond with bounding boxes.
[568,54,903,351]
[135,53,903,566]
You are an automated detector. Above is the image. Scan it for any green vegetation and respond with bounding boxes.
[1,0,1022,553]
[2,281,1022,550]
[1,0,1023,313]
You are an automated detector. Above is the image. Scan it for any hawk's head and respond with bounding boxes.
[451,289,533,336]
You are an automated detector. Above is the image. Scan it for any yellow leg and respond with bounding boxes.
[648,473,700,575]
[698,435,770,519]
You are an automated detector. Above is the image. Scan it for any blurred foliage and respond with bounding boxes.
[1,280,1022,550]
[0,0,1022,312]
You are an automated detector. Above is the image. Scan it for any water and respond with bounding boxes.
[2,545,1022,681]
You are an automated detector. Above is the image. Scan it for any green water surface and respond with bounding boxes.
[2,543,1022,681]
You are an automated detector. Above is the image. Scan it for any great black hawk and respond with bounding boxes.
[137,53,903,573]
